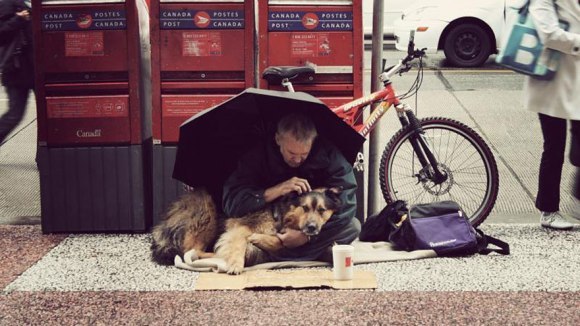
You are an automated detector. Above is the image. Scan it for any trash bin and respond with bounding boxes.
[33,0,152,233]
[149,0,255,225]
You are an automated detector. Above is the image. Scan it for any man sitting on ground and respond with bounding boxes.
[222,112,360,261]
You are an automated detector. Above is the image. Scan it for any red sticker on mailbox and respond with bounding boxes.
[47,96,128,119]
[65,31,104,56]
[182,31,222,56]
[162,95,228,117]
[291,33,331,57]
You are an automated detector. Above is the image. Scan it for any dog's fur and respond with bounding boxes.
[150,187,342,274]
[150,188,219,265]
[215,187,342,274]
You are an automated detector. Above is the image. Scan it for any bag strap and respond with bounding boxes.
[475,229,510,255]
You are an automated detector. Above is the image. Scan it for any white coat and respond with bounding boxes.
[524,0,580,120]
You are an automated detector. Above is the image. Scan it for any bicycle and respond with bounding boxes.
[262,32,499,227]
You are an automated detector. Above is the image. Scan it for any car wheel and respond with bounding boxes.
[443,23,491,67]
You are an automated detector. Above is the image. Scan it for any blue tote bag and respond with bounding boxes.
[496,0,568,80]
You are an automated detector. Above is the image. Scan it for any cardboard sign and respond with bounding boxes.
[195,269,377,291]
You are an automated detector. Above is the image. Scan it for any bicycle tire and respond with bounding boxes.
[379,117,499,227]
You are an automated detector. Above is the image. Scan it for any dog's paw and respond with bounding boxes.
[248,233,260,244]
[226,263,244,275]
[225,257,245,275]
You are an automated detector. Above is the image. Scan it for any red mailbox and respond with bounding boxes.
[33,0,152,233]
[34,0,146,146]
[257,0,363,116]
[150,0,255,224]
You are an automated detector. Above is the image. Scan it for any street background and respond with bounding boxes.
[0,50,579,324]
[3,50,570,224]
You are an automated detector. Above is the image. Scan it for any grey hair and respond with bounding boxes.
[276,113,318,143]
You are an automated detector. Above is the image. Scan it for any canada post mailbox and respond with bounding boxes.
[35,0,145,146]
[258,0,363,111]
[150,0,255,224]
[33,0,152,233]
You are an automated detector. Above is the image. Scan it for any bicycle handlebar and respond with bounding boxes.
[379,30,426,82]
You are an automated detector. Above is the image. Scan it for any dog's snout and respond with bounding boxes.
[303,223,319,236]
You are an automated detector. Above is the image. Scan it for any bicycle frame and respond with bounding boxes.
[332,81,401,138]
[330,57,448,183]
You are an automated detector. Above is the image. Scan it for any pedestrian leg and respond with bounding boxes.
[0,86,30,144]
[535,113,567,212]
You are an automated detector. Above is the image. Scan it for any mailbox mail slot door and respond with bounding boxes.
[41,4,130,74]
[267,6,354,67]
[159,3,246,72]
[41,31,129,74]
[268,32,353,67]
[46,95,131,146]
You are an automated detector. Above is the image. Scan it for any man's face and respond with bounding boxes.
[276,133,313,168]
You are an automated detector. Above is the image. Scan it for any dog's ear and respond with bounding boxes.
[324,187,343,209]
[285,192,302,207]
[273,192,301,218]
[275,192,300,206]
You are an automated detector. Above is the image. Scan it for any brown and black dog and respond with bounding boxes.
[150,187,342,274]
[215,187,342,274]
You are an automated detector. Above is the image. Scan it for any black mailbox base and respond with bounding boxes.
[38,145,151,233]
[151,144,186,227]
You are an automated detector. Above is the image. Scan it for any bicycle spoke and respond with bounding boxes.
[381,118,498,226]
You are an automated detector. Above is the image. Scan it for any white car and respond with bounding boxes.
[393,0,517,67]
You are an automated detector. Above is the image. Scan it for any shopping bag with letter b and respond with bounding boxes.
[496,0,568,80]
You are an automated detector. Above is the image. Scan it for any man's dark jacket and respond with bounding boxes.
[0,0,34,88]
[222,137,357,229]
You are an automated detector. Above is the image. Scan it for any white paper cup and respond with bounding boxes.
[332,244,354,280]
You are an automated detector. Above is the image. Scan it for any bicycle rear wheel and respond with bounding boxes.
[379,117,499,226]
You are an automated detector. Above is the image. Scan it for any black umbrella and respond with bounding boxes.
[172,88,366,198]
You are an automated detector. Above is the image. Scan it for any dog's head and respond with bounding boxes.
[277,187,342,236]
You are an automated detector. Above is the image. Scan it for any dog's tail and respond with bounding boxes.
[150,221,186,265]
[150,188,218,265]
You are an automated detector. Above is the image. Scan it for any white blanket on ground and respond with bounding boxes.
[174,241,437,273]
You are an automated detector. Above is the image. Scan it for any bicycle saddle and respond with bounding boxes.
[262,66,315,83]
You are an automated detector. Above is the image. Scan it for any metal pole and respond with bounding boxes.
[368,0,385,216]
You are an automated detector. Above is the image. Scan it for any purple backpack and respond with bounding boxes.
[389,201,509,257]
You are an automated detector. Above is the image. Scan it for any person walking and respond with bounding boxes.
[0,0,34,146]
[526,0,580,230]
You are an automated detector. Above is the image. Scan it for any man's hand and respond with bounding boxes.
[277,229,309,248]
[16,10,30,21]
[264,177,311,203]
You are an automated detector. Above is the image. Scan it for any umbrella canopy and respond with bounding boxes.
[173,88,366,197]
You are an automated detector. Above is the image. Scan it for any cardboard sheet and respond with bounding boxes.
[195,269,377,290]
[176,241,437,273]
